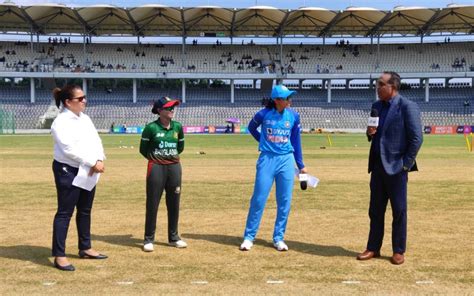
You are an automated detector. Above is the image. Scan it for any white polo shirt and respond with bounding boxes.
[51,108,105,168]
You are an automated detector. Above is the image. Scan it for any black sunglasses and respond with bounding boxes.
[162,106,175,112]
[69,95,86,102]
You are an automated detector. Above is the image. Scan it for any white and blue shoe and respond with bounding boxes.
[273,241,288,251]
[239,239,253,251]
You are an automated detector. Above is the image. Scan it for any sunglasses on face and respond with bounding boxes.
[69,95,86,102]
[162,106,175,112]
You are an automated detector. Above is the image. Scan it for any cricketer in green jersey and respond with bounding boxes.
[139,97,187,252]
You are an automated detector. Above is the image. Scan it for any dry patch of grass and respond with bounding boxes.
[0,134,472,294]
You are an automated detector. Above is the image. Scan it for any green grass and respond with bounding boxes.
[0,134,473,294]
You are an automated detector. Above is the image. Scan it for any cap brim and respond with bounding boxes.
[277,90,296,99]
[286,90,296,98]
[162,100,180,108]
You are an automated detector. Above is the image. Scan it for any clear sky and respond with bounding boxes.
[11,0,474,10]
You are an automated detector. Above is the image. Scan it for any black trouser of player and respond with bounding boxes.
[144,162,182,244]
[52,160,96,257]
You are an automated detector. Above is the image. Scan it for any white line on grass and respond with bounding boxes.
[416,280,434,284]
[116,281,134,285]
[342,280,361,284]
[42,281,56,286]
[267,280,284,284]
[191,281,208,285]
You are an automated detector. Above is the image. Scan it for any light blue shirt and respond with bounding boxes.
[248,107,305,169]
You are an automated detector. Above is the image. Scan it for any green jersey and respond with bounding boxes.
[140,119,184,164]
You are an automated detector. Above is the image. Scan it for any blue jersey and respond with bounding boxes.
[248,107,305,170]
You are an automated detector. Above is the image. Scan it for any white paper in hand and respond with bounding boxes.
[294,168,320,188]
[307,175,320,188]
[72,164,100,191]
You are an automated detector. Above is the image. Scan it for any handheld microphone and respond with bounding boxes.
[299,174,308,190]
[368,108,379,128]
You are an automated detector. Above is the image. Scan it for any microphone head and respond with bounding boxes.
[370,108,378,117]
[299,174,308,190]
[368,108,379,128]
[300,181,307,190]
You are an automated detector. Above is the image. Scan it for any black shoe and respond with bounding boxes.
[54,259,75,271]
[78,250,108,259]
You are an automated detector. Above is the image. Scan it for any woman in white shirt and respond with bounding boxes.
[51,85,107,271]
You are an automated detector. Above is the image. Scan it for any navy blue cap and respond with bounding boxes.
[152,97,180,114]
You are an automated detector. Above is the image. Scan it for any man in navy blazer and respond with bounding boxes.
[357,71,423,265]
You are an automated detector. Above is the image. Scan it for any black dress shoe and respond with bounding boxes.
[78,250,108,259]
[54,259,75,271]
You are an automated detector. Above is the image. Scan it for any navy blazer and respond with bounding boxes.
[368,94,423,175]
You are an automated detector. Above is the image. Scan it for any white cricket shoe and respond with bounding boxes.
[273,241,288,251]
[169,240,188,248]
[143,243,154,252]
[239,239,253,251]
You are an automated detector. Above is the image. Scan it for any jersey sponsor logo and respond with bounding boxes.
[267,128,290,136]
[158,141,177,149]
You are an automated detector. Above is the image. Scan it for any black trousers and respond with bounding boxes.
[52,160,96,257]
[144,162,182,244]
[367,157,408,254]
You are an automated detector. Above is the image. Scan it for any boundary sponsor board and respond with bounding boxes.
[425,126,472,135]
[112,126,143,134]
[183,126,205,133]
[426,126,457,135]
[456,125,473,134]
[110,125,250,134]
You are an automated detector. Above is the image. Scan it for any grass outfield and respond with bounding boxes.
[0,134,473,294]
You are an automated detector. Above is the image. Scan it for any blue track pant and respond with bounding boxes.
[243,152,295,243]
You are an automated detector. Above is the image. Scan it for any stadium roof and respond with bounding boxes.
[0,3,472,37]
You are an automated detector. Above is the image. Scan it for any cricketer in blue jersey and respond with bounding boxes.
[240,85,308,252]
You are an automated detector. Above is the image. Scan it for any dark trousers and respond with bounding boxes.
[52,160,95,257]
[144,162,182,244]
[367,158,408,254]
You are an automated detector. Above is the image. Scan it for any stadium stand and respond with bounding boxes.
[1,41,472,74]
[1,86,472,130]
[0,4,473,132]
